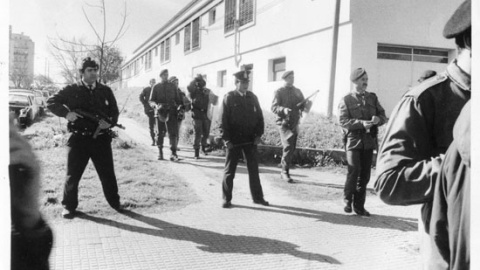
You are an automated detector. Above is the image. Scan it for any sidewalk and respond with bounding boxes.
[49,117,421,270]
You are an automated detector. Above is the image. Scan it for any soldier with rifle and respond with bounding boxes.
[47,57,123,218]
[219,69,269,208]
[139,78,157,146]
[271,70,315,183]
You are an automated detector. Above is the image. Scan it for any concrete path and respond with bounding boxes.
[49,117,421,270]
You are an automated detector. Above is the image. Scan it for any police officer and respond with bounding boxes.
[338,68,387,216]
[374,0,470,266]
[139,78,157,146]
[47,57,122,218]
[271,70,308,183]
[150,69,182,161]
[219,70,269,208]
[169,76,191,150]
[187,74,218,159]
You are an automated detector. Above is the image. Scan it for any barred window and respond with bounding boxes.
[145,50,152,70]
[184,24,191,52]
[377,44,449,63]
[224,0,236,33]
[165,38,171,62]
[192,18,200,50]
[160,41,165,63]
[239,0,253,27]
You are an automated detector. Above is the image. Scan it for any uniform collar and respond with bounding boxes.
[82,80,97,90]
[352,90,367,98]
[446,60,471,91]
[236,89,247,97]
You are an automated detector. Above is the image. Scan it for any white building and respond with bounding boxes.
[9,26,35,88]
[121,0,462,117]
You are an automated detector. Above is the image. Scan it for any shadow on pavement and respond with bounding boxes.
[233,204,417,232]
[76,210,341,265]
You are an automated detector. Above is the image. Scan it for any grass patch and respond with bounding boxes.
[24,111,198,221]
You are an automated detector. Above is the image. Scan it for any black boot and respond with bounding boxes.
[281,168,294,183]
[194,148,200,160]
[170,150,179,161]
[202,145,208,156]
[158,148,164,160]
[151,137,156,146]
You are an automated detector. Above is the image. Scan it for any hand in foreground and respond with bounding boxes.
[66,112,83,122]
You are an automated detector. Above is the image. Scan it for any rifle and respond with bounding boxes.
[73,109,126,139]
[296,89,320,109]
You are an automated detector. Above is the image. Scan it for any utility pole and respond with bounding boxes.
[327,0,341,117]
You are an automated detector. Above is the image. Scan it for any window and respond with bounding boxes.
[269,57,286,81]
[160,41,165,63]
[377,44,449,63]
[145,50,152,70]
[155,46,158,56]
[165,38,171,62]
[217,70,227,87]
[184,24,191,52]
[175,32,180,45]
[209,8,216,26]
[224,0,254,33]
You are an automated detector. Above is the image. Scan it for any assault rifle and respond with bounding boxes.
[296,89,320,110]
[73,109,125,139]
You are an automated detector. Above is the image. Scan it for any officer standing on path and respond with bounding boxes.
[150,69,182,161]
[187,74,218,159]
[271,70,309,183]
[139,78,157,146]
[374,0,470,266]
[219,70,269,208]
[47,57,122,218]
[338,68,387,216]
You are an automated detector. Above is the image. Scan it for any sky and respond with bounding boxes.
[9,0,192,83]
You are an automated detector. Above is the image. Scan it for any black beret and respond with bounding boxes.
[168,76,178,83]
[194,74,206,87]
[80,57,98,71]
[233,70,250,82]
[160,69,168,76]
[281,70,294,80]
[443,0,471,39]
[350,68,366,82]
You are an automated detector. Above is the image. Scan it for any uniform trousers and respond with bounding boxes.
[146,111,156,140]
[62,133,120,211]
[344,148,373,210]
[193,118,211,149]
[279,125,299,171]
[222,144,265,202]
[157,113,179,151]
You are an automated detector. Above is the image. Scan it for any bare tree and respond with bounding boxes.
[10,61,32,89]
[48,0,128,84]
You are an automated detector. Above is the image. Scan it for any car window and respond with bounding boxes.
[9,94,30,105]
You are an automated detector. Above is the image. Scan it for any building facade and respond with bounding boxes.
[121,0,462,117]
[9,26,35,88]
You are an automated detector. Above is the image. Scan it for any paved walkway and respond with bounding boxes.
[49,118,422,270]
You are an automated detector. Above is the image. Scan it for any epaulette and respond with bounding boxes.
[404,73,448,98]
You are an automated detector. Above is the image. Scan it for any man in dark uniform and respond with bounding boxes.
[187,74,218,159]
[338,68,387,216]
[374,0,470,266]
[139,78,157,146]
[169,76,191,150]
[150,69,182,161]
[271,70,308,183]
[429,100,470,270]
[219,70,269,208]
[47,57,122,218]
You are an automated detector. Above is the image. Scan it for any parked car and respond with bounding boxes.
[9,92,40,127]
[10,89,47,115]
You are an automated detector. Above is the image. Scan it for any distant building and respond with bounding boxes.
[9,25,35,88]
[121,0,461,116]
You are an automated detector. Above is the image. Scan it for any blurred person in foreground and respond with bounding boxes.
[10,115,53,269]
[374,0,471,267]
[219,70,269,208]
[338,68,387,216]
[139,78,157,146]
[47,57,122,218]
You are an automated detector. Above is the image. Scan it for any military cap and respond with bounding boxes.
[80,57,99,72]
[281,70,294,80]
[194,74,206,87]
[160,69,168,76]
[168,76,178,83]
[233,70,250,82]
[418,70,437,82]
[443,0,471,39]
[350,68,366,82]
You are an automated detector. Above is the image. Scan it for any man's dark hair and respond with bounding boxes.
[455,27,471,49]
[79,57,99,73]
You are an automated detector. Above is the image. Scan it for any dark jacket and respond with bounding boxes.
[188,80,211,120]
[271,85,305,128]
[428,101,470,270]
[219,90,264,145]
[139,86,154,114]
[47,81,119,133]
[338,91,387,150]
[150,81,182,113]
[374,61,471,206]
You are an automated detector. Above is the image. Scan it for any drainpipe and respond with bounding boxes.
[327,0,341,117]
